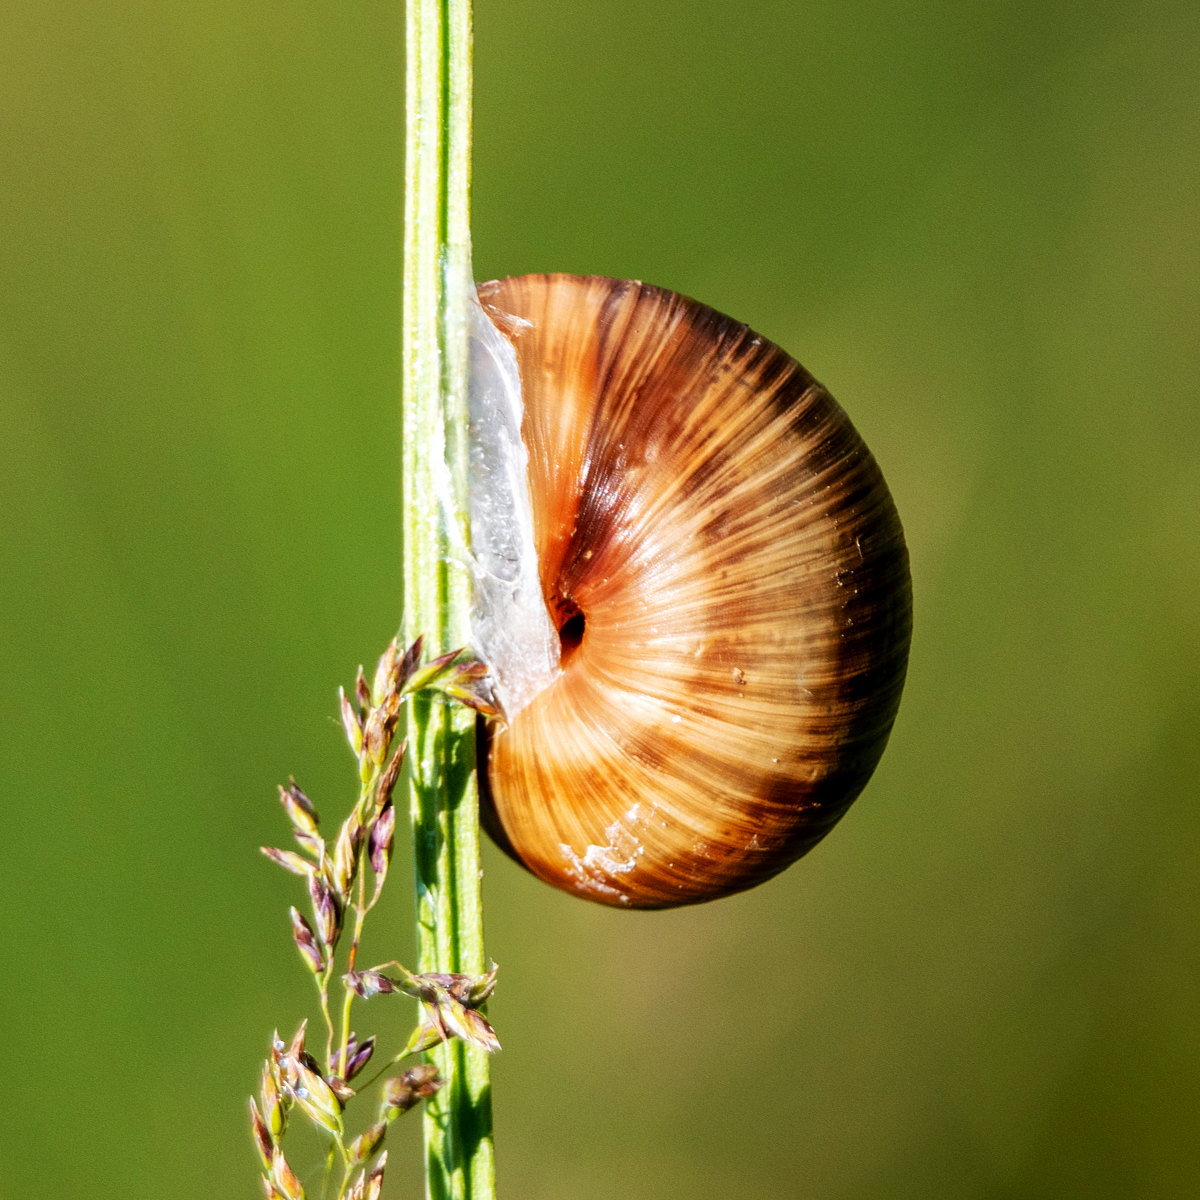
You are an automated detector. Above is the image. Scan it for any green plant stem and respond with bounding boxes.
[319,961,337,1070]
[336,855,369,1082]
[401,0,494,1198]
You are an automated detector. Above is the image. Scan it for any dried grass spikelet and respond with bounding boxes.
[476,274,912,908]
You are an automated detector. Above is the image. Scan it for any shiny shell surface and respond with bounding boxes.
[477,274,912,908]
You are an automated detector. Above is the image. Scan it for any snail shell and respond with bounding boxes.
[475,274,912,909]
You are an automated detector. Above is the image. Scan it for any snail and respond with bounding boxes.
[472,274,912,909]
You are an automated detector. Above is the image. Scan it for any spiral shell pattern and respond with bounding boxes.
[476,274,912,908]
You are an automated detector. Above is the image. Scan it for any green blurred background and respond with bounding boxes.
[2,0,1198,1195]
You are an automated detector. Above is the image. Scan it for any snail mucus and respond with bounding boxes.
[464,274,912,909]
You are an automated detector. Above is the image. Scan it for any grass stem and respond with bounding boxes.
[402,0,495,1196]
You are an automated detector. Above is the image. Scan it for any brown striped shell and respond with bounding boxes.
[476,274,912,908]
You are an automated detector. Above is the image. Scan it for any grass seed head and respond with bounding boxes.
[365,1150,388,1200]
[249,1097,273,1170]
[278,781,319,835]
[270,1147,304,1200]
[339,687,363,757]
[348,1121,387,1164]
[289,907,324,974]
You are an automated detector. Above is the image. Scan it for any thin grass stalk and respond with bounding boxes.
[402,0,495,1197]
